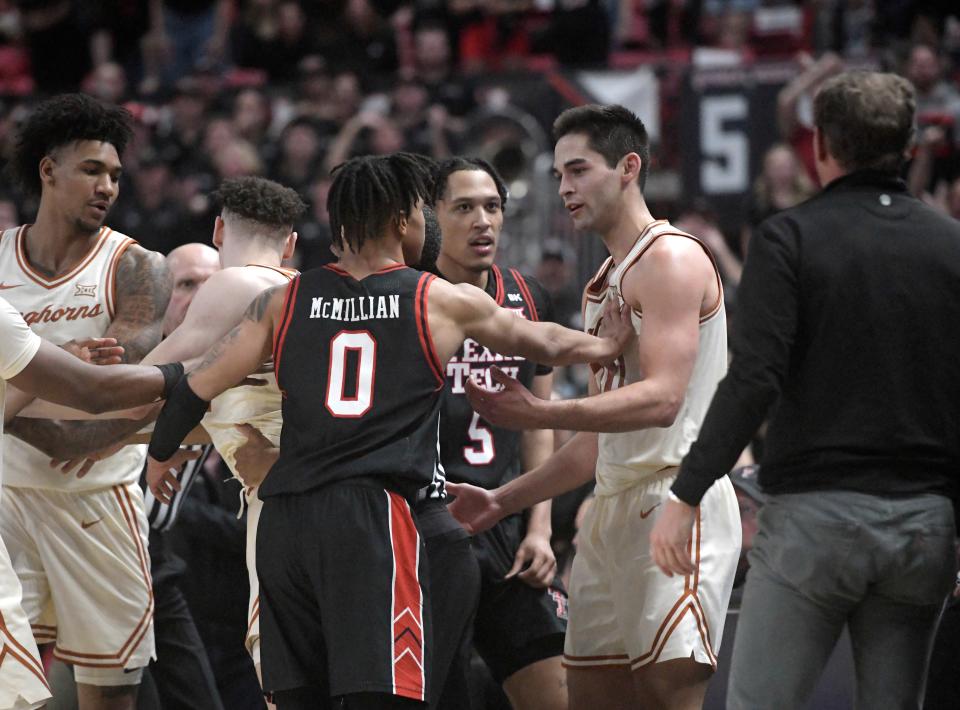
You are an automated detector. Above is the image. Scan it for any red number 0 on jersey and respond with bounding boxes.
[325,331,377,417]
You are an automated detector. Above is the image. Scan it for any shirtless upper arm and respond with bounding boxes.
[107,245,172,364]
[142,269,269,366]
[186,284,288,401]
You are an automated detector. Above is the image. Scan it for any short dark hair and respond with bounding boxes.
[10,93,134,195]
[432,156,508,207]
[327,153,434,252]
[552,104,650,190]
[214,177,307,238]
[813,71,915,174]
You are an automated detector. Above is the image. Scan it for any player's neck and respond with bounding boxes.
[227,244,283,270]
[337,242,404,279]
[25,209,103,276]
[436,253,488,289]
[601,198,657,266]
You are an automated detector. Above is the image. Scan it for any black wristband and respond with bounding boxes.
[155,362,185,399]
[148,376,208,462]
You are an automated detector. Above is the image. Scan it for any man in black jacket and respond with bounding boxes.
[651,70,960,709]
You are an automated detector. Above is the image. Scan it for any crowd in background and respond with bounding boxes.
[2,3,960,709]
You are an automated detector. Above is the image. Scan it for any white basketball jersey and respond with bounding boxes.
[0,224,147,490]
[583,220,728,497]
[201,265,297,480]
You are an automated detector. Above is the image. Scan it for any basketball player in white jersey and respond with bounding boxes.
[0,302,180,710]
[447,105,742,710]
[0,94,173,710]
[138,176,304,691]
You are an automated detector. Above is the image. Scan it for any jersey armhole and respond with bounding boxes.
[272,276,300,381]
[105,237,137,319]
[414,272,445,389]
[620,232,724,321]
[509,269,540,322]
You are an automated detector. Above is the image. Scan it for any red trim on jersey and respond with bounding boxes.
[490,264,505,305]
[322,263,407,278]
[272,276,300,381]
[509,269,540,322]
[414,273,444,388]
[105,237,136,319]
[387,492,425,701]
[376,264,408,274]
[323,263,349,276]
[15,225,112,290]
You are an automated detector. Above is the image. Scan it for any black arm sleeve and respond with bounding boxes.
[148,376,209,462]
[671,216,801,505]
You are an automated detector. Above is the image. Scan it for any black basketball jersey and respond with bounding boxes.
[260,264,445,499]
[439,265,554,490]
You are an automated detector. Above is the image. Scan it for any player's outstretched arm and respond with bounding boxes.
[430,278,631,367]
[6,246,173,458]
[148,284,284,465]
[448,429,599,534]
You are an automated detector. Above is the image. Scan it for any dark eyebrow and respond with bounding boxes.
[451,194,501,205]
[80,159,123,174]
[563,158,588,169]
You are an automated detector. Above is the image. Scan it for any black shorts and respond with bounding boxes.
[414,498,481,709]
[471,513,568,683]
[257,482,431,702]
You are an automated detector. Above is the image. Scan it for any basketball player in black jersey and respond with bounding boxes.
[145,153,632,710]
[431,157,568,709]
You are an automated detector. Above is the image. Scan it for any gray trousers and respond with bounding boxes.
[727,490,956,710]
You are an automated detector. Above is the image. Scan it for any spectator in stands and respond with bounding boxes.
[0,194,18,231]
[143,0,231,90]
[269,117,323,195]
[233,0,317,83]
[777,51,845,182]
[111,152,187,256]
[232,88,273,148]
[390,76,458,159]
[153,78,211,176]
[82,61,128,104]
[415,19,476,116]
[320,0,399,84]
[741,143,815,256]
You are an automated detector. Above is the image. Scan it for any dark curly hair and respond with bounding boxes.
[213,177,307,235]
[553,104,650,191]
[431,156,508,208]
[328,152,434,253]
[10,94,134,196]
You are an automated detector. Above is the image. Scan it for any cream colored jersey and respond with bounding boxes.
[0,298,42,491]
[0,225,146,491]
[583,220,727,497]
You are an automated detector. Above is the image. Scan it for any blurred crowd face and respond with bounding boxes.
[436,169,504,276]
[86,63,127,104]
[553,132,623,235]
[281,122,320,164]
[907,45,941,93]
[233,89,270,139]
[763,145,801,191]
[415,28,451,74]
[278,1,307,43]
[331,72,362,122]
[203,117,238,156]
[0,199,18,230]
[392,81,428,119]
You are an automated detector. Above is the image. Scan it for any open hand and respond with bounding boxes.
[464,366,542,430]
[507,531,557,588]
[445,481,505,534]
[595,299,633,367]
[146,448,202,504]
[61,337,125,365]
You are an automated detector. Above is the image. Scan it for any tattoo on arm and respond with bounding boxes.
[192,322,244,376]
[7,413,155,460]
[244,285,283,324]
[8,247,171,458]
[107,246,172,363]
